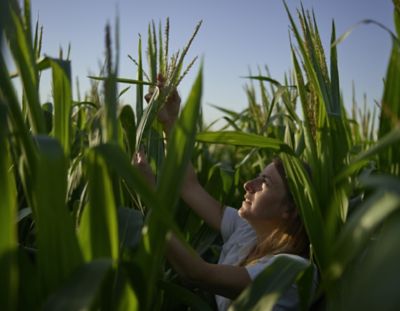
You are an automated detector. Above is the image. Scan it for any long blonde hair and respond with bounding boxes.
[240,158,310,266]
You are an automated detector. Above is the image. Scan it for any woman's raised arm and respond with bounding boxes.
[138,75,224,231]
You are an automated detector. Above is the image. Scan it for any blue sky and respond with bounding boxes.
[29,0,394,124]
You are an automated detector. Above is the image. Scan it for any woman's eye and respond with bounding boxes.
[262,179,269,187]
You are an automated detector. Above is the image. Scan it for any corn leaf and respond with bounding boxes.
[3,1,45,134]
[242,75,283,87]
[117,207,143,250]
[37,57,73,155]
[196,131,293,154]
[0,53,37,170]
[327,184,400,282]
[230,255,310,311]
[330,21,340,116]
[136,36,145,123]
[159,281,213,311]
[87,76,153,86]
[33,136,83,297]
[0,104,18,311]
[135,87,160,152]
[291,49,317,164]
[334,209,400,311]
[78,149,119,261]
[119,105,136,156]
[43,259,112,311]
[283,2,327,127]
[93,143,159,210]
[335,127,400,182]
[280,153,327,270]
[378,9,400,174]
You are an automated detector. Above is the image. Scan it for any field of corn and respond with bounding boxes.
[1,0,400,310]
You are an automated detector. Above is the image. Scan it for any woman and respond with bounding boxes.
[135,76,313,310]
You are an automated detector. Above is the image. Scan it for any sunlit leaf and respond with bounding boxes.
[230,255,310,311]
[43,259,112,311]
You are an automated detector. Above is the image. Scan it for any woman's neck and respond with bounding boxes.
[251,219,281,243]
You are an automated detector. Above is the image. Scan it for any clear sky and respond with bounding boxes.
[28,0,394,124]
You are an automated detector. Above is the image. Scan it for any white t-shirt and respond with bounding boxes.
[216,206,312,311]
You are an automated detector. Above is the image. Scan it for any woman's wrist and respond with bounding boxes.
[162,119,176,136]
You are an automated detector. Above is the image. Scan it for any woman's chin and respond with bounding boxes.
[238,204,249,218]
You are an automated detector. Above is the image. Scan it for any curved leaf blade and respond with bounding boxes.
[196,131,293,154]
[43,259,112,311]
[230,255,310,311]
[33,136,83,296]
[0,104,18,311]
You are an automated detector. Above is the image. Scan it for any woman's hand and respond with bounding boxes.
[144,74,181,133]
[132,150,156,189]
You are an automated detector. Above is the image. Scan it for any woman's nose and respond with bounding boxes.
[244,179,257,193]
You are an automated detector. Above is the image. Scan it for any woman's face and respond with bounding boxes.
[239,163,289,223]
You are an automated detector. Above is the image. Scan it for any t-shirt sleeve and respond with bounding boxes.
[220,206,243,242]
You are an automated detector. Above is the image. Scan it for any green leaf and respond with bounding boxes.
[330,21,341,115]
[327,185,400,282]
[135,86,160,152]
[93,143,159,210]
[0,104,18,311]
[335,128,400,182]
[297,264,318,311]
[114,277,139,311]
[117,207,143,250]
[291,49,317,164]
[378,19,400,174]
[0,52,37,171]
[230,255,310,311]
[209,104,242,119]
[242,75,283,87]
[196,131,293,154]
[88,75,153,86]
[33,136,83,297]
[43,58,73,155]
[334,210,400,311]
[280,153,327,270]
[78,149,119,261]
[3,1,45,134]
[104,75,119,144]
[43,259,112,311]
[159,280,213,311]
[119,105,136,155]
[283,2,328,126]
[136,36,145,123]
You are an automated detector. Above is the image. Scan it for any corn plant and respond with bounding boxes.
[0,0,206,310]
[197,2,400,310]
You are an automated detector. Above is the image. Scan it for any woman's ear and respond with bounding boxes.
[282,211,290,220]
[281,206,297,220]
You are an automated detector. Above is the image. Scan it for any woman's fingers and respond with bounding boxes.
[144,92,152,103]
[144,85,156,104]
[157,73,166,88]
[133,148,147,165]
[165,88,181,116]
[143,74,181,130]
